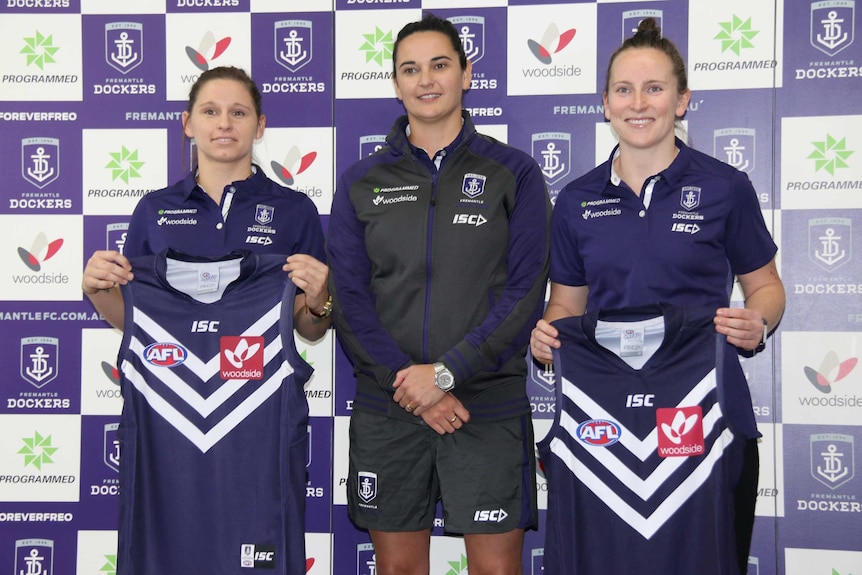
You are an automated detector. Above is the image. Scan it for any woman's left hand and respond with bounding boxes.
[284,254,329,312]
[713,307,765,351]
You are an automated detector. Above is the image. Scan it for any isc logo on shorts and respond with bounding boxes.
[473,508,508,523]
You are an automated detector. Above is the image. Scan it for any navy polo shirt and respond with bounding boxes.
[550,139,776,312]
[124,166,325,263]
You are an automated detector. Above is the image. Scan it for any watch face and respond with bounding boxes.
[436,371,455,390]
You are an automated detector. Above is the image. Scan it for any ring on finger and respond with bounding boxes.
[448,414,458,423]
[405,403,414,412]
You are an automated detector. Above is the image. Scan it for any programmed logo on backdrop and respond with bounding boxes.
[0,14,83,101]
[687,3,782,90]
[781,115,862,210]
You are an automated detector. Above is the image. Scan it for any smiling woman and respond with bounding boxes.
[81,66,331,342]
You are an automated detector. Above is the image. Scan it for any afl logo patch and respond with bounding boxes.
[576,419,622,446]
[143,342,188,367]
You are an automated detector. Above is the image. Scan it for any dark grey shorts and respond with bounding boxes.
[347,409,538,534]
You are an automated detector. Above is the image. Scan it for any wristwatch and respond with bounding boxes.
[307,295,333,319]
[754,318,768,353]
[433,362,455,392]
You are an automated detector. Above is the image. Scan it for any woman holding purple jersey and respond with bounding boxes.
[530,18,785,575]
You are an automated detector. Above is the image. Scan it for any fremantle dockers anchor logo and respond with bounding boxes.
[104,423,120,472]
[276,20,312,72]
[811,1,855,57]
[529,352,555,393]
[809,217,851,272]
[450,16,484,64]
[680,186,701,211]
[255,204,274,226]
[20,337,59,388]
[15,539,54,575]
[106,22,143,74]
[532,132,571,186]
[811,433,854,489]
[622,10,663,42]
[357,471,377,503]
[462,173,486,199]
[359,135,387,159]
[714,128,755,173]
[21,138,59,189]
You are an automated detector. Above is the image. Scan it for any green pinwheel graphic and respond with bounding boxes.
[106,146,145,183]
[100,555,117,575]
[359,27,394,67]
[20,31,59,69]
[444,554,468,575]
[18,431,58,470]
[808,134,854,176]
[714,15,759,56]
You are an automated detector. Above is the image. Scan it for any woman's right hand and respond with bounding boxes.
[82,250,133,295]
[530,318,560,365]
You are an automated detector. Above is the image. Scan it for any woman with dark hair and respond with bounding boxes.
[82,66,331,340]
[531,18,784,575]
[327,13,551,575]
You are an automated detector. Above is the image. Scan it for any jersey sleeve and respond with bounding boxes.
[723,170,777,275]
[549,183,587,287]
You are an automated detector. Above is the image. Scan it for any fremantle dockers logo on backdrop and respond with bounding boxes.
[357,543,376,575]
[15,539,54,575]
[104,423,120,472]
[811,433,854,489]
[106,22,143,74]
[357,471,377,503]
[359,135,386,159]
[21,138,59,189]
[275,20,312,73]
[622,10,663,42]
[532,132,571,186]
[450,16,484,64]
[714,128,755,173]
[20,337,59,388]
[107,222,129,254]
[811,1,855,57]
[809,217,851,271]
[529,355,555,393]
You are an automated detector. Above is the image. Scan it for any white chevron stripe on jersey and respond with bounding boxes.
[549,426,735,540]
[557,404,722,501]
[128,333,292,417]
[132,303,282,380]
[122,360,291,452]
[559,370,718,462]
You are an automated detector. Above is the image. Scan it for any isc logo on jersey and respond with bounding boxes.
[143,343,188,367]
[220,336,265,380]
[656,406,705,457]
[576,419,622,446]
[671,223,700,234]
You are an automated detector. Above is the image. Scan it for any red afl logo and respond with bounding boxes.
[143,342,188,367]
[576,419,622,446]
